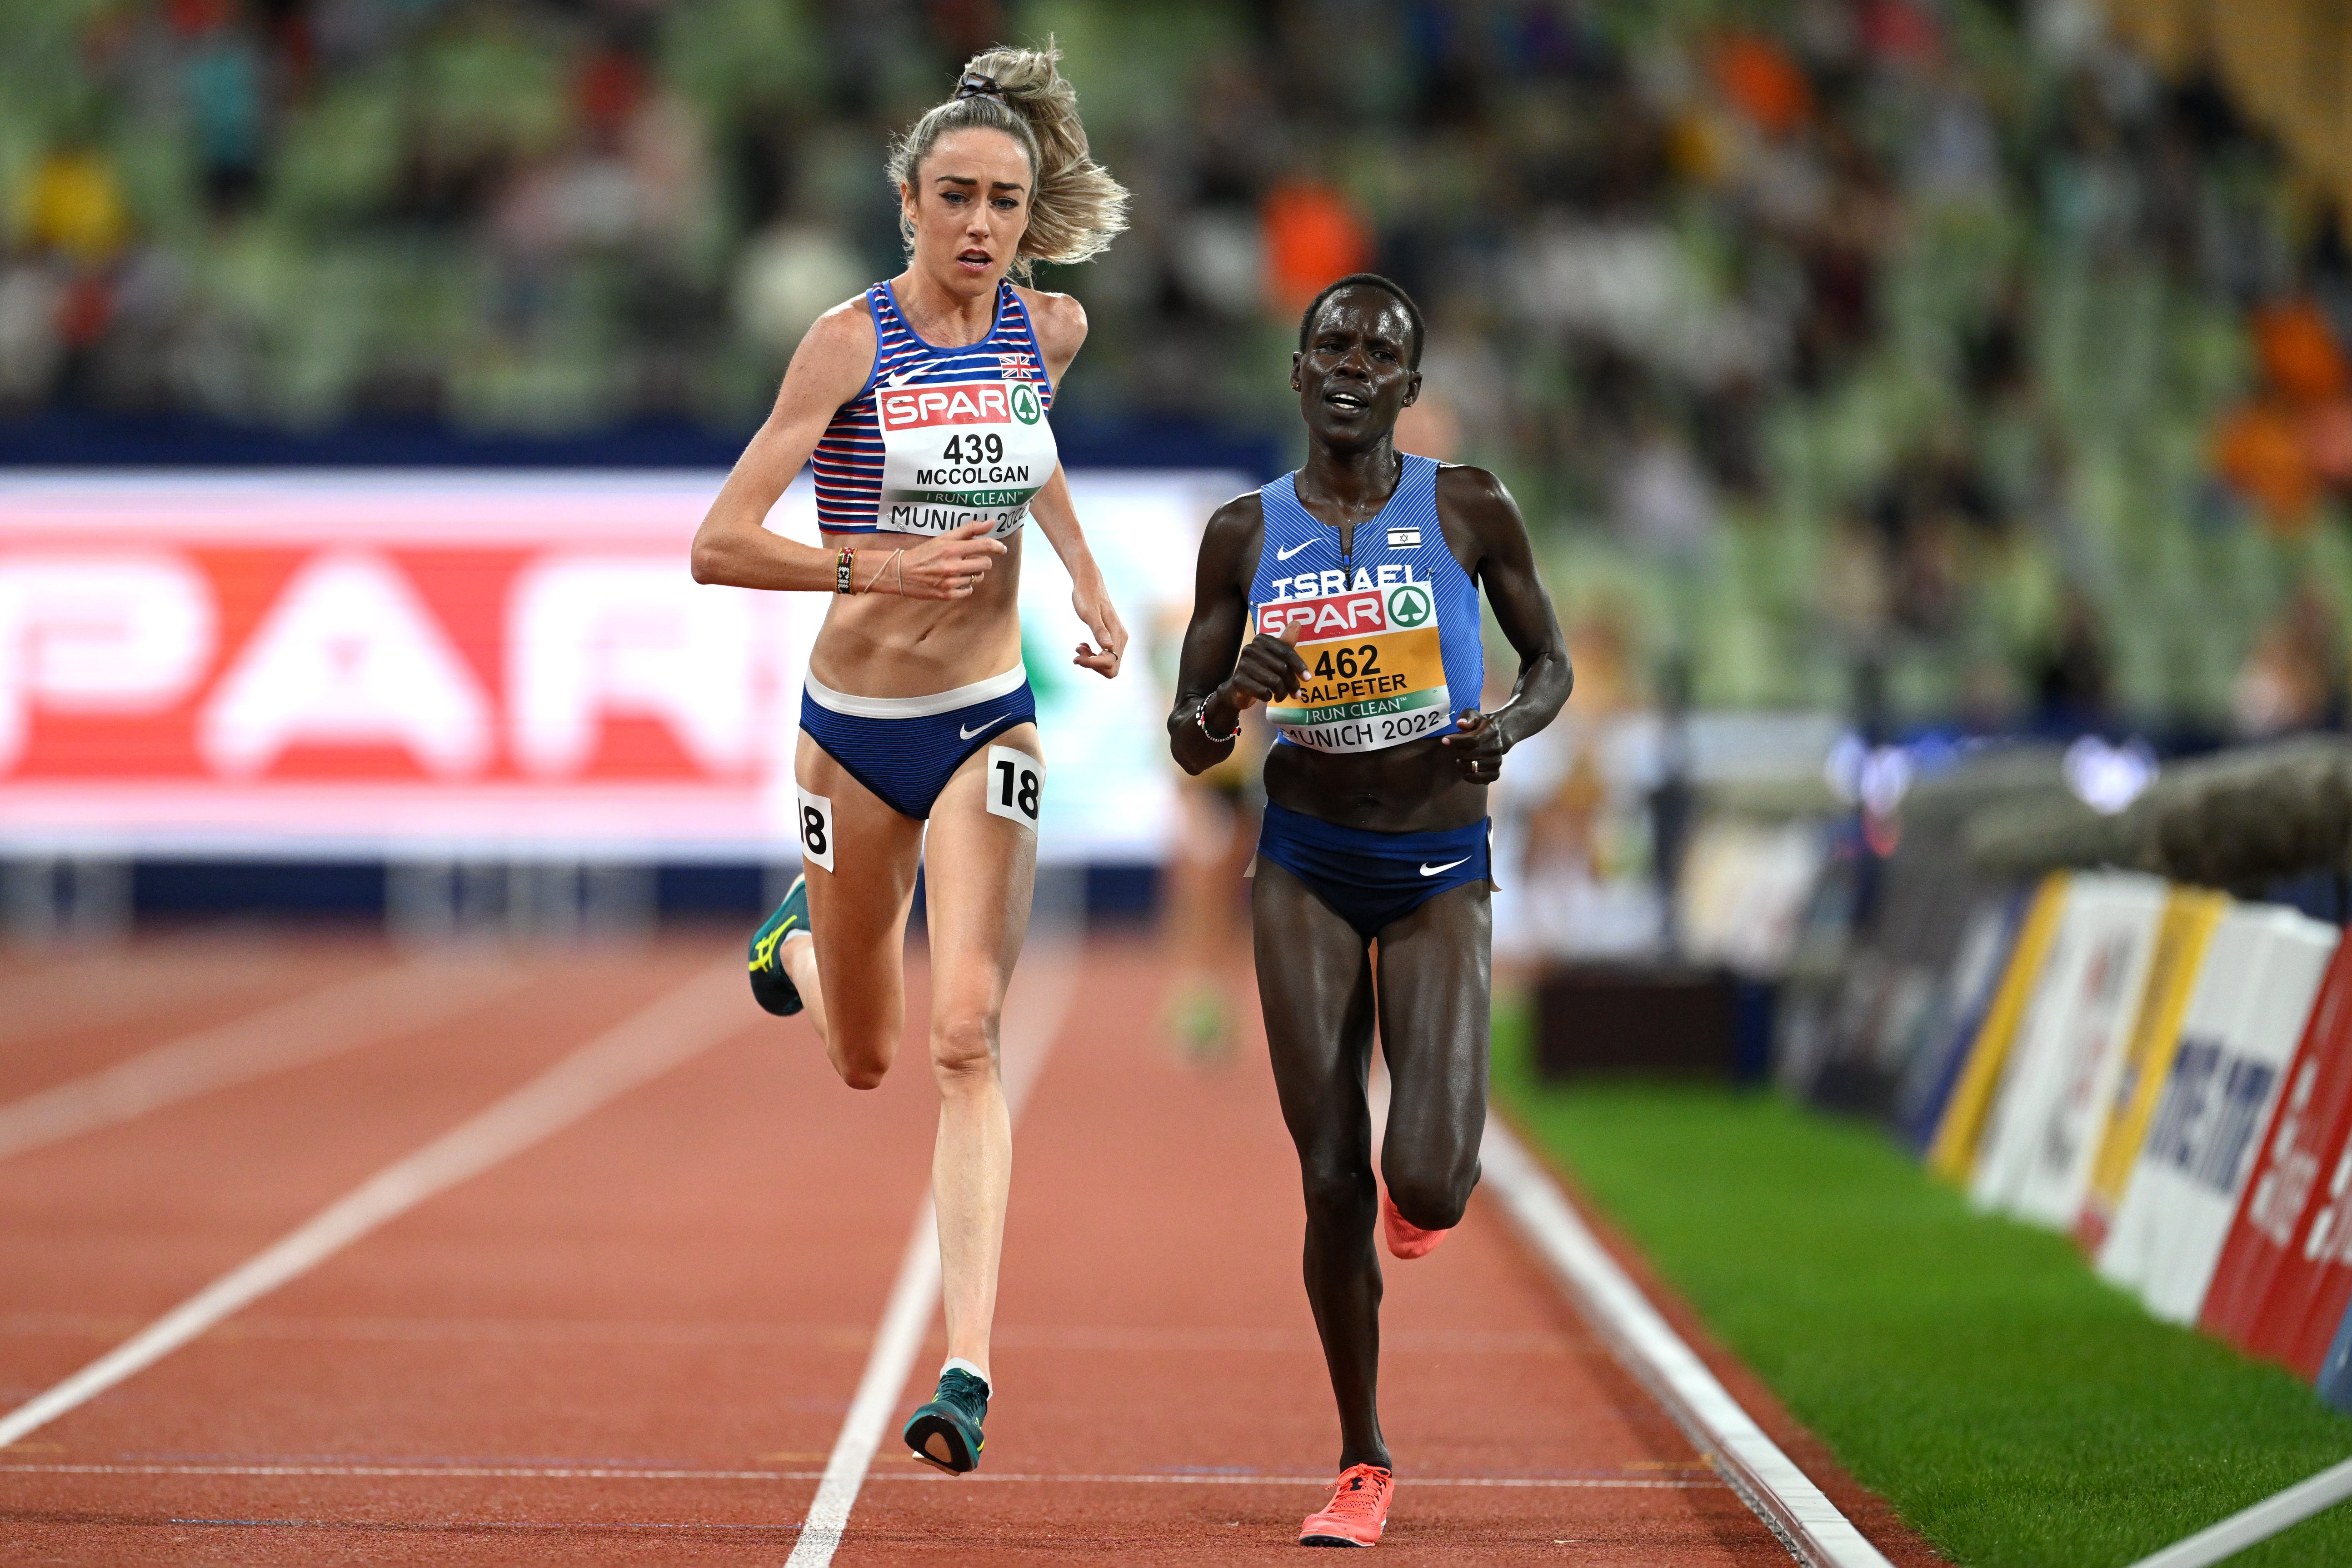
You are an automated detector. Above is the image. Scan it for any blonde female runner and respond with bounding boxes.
[689,44,1128,1475]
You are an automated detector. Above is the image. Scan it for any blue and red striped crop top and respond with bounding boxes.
[811,279,1058,539]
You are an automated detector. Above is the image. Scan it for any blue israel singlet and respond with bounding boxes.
[1246,453,1484,753]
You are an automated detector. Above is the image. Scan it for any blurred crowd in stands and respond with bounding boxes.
[7,0,2352,754]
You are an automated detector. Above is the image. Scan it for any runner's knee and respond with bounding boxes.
[1382,1157,1478,1232]
[1300,1157,1376,1228]
[929,1009,1000,1089]
[831,1032,894,1091]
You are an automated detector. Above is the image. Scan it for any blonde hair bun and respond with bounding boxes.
[887,36,1130,280]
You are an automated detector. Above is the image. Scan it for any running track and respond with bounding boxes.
[0,929,1934,1563]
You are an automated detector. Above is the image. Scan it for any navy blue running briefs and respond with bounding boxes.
[799,669,1036,820]
[1254,799,1491,940]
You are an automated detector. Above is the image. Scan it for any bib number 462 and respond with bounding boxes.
[985,745,1044,833]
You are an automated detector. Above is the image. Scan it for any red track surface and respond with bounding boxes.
[0,933,1912,1563]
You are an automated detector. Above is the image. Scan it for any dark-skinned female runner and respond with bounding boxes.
[1168,273,1572,1549]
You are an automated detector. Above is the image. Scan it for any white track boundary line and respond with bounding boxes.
[1479,1111,1895,1568]
[0,964,743,1451]
[784,912,1079,1568]
[2123,1454,2352,1568]
[0,957,527,1162]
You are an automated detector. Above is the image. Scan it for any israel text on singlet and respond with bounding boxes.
[1246,454,1485,754]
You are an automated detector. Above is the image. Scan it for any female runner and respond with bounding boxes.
[1169,274,1571,1548]
[689,44,1128,1476]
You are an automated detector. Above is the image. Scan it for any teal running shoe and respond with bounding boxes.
[903,1366,989,1475]
[747,874,809,1017]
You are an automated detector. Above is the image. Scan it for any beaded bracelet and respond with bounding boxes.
[834,545,856,594]
[1194,693,1242,744]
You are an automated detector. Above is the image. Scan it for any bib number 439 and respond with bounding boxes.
[986,745,1044,833]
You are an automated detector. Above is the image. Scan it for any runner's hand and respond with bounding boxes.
[1071,569,1128,679]
[896,518,1006,599]
[1440,709,1508,782]
[1221,621,1307,713]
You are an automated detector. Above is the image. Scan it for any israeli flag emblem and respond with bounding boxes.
[1387,527,1422,548]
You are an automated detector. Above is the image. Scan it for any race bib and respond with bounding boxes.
[1253,579,1452,753]
[984,744,1044,832]
[876,378,1056,539]
[795,787,835,872]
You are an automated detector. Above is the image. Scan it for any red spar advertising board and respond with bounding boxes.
[2200,934,2352,1357]
[0,472,823,857]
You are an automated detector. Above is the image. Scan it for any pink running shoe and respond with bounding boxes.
[1381,1187,1448,1260]
[1299,1463,1393,1547]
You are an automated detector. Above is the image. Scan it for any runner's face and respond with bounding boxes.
[903,128,1034,297]
[1292,290,1421,449]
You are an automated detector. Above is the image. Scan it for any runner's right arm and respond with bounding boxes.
[689,298,1009,599]
[1169,493,1307,775]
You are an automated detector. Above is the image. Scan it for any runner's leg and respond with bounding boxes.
[1373,884,1492,1232]
[1254,860,1391,1473]
[911,722,1041,1381]
[789,730,926,1089]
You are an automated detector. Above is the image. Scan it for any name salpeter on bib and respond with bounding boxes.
[1254,576,1451,753]
[876,377,1055,539]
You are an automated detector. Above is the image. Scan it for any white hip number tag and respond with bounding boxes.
[796,787,835,872]
[985,745,1044,832]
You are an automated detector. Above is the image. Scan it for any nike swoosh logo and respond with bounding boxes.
[886,366,917,387]
[1276,541,1313,561]
[1419,857,1471,877]
[959,720,999,740]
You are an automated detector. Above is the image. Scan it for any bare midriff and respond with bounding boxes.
[807,528,1027,698]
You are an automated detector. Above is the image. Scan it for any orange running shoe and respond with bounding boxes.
[1299,1463,1393,1547]
[1381,1186,1448,1260]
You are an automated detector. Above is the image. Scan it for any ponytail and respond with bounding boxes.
[886,37,1129,281]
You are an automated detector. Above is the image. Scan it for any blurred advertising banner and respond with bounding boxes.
[0,469,1237,863]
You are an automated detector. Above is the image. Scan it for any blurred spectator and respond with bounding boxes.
[1612,422,1717,559]
[2034,586,2113,730]
[735,220,863,359]
[0,0,2347,737]
[19,145,130,264]
[1393,384,1459,461]
[174,1,271,213]
[1261,176,1370,313]
[2232,586,2345,738]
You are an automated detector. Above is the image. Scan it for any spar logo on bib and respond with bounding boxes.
[878,383,1014,431]
[1257,590,1391,640]
[1010,384,1043,425]
[1388,582,1433,628]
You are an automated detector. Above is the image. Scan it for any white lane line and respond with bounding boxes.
[0,965,744,1452]
[1480,1112,1895,1568]
[0,958,528,1163]
[785,909,1080,1568]
[785,1197,941,1562]
[0,1462,1721,1489]
[2123,1454,2352,1568]
[0,946,290,1051]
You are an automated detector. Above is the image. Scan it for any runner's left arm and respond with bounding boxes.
[1027,468,1126,679]
[1435,466,1571,783]
[1021,288,1127,679]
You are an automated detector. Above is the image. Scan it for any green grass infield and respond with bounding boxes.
[1491,1007,2352,1568]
